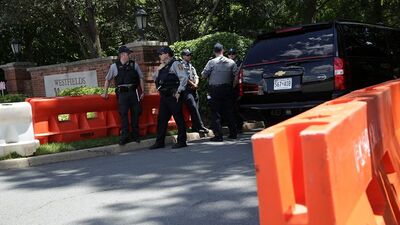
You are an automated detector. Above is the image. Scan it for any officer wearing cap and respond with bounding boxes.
[180,49,209,134]
[202,43,238,142]
[227,48,242,68]
[149,46,188,149]
[102,45,145,145]
[227,48,244,133]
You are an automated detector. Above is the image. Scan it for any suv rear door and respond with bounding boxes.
[240,24,336,107]
[337,22,397,89]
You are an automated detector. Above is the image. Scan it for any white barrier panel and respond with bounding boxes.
[0,102,39,157]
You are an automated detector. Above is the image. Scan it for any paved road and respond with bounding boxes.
[0,132,259,225]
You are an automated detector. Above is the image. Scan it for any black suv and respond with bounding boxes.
[238,21,400,123]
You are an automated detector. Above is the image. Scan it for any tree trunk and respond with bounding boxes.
[85,0,102,58]
[61,0,101,58]
[370,0,383,23]
[303,0,317,24]
[159,0,180,43]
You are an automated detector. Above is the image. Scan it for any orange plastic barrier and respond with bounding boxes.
[27,95,119,144]
[27,94,192,144]
[343,81,400,223]
[252,79,400,225]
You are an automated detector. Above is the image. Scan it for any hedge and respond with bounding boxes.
[58,86,114,96]
[0,94,27,103]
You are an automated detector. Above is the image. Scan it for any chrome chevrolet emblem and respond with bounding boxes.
[275,71,286,77]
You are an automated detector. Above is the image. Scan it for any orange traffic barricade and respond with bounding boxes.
[252,79,400,224]
[343,81,400,223]
[26,95,120,144]
[27,94,193,144]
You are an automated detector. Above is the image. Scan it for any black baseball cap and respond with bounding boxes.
[214,43,223,52]
[181,49,192,56]
[118,45,133,54]
[158,46,174,56]
[228,48,237,55]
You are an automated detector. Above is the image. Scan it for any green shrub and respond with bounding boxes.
[58,86,115,96]
[171,32,253,126]
[0,152,22,160]
[0,94,27,103]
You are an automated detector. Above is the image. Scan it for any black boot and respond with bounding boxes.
[119,137,130,145]
[210,136,223,142]
[149,143,165,150]
[172,142,187,149]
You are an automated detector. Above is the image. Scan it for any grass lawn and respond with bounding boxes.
[0,130,179,161]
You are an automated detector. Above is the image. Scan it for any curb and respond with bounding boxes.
[0,122,264,170]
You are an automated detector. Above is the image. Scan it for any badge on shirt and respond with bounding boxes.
[177,64,184,70]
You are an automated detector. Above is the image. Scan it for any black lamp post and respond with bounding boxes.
[135,8,147,41]
[10,39,22,62]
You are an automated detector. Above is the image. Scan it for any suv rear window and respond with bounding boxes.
[244,27,334,65]
[339,24,391,58]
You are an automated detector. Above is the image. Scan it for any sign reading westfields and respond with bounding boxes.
[44,70,98,97]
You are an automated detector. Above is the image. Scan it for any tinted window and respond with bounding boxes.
[0,69,4,81]
[388,30,400,59]
[244,27,334,65]
[339,24,390,58]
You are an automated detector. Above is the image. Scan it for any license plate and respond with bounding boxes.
[273,78,292,90]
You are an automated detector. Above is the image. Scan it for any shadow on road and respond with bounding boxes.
[0,133,259,225]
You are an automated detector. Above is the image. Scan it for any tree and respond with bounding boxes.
[159,0,180,43]
[61,0,102,58]
[1,0,399,66]
[202,0,221,35]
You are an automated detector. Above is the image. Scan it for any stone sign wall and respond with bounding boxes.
[28,57,113,97]
[43,70,99,97]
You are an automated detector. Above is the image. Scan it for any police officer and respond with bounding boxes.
[149,46,188,149]
[202,43,238,142]
[180,49,209,134]
[227,48,244,133]
[102,46,144,145]
[227,48,242,68]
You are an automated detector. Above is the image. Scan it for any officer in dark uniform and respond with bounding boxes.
[102,46,144,145]
[202,43,238,142]
[180,49,209,134]
[227,48,242,67]
[149,46,188,149]
[227,48,244,133]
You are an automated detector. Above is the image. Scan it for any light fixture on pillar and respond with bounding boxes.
[10,39,22,62]
[135,8,147,41]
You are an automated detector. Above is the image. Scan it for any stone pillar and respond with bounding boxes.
[125,41,168,94]
[0,62,35,96]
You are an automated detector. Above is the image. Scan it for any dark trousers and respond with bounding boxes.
[118,89,141,140]
[233,86,244,131]
[209,85,237,138]
[155,94,187,145]
[183,89,205,130]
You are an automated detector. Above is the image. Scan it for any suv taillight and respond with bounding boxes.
[238,68,243,96]
[334,57,346,90]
